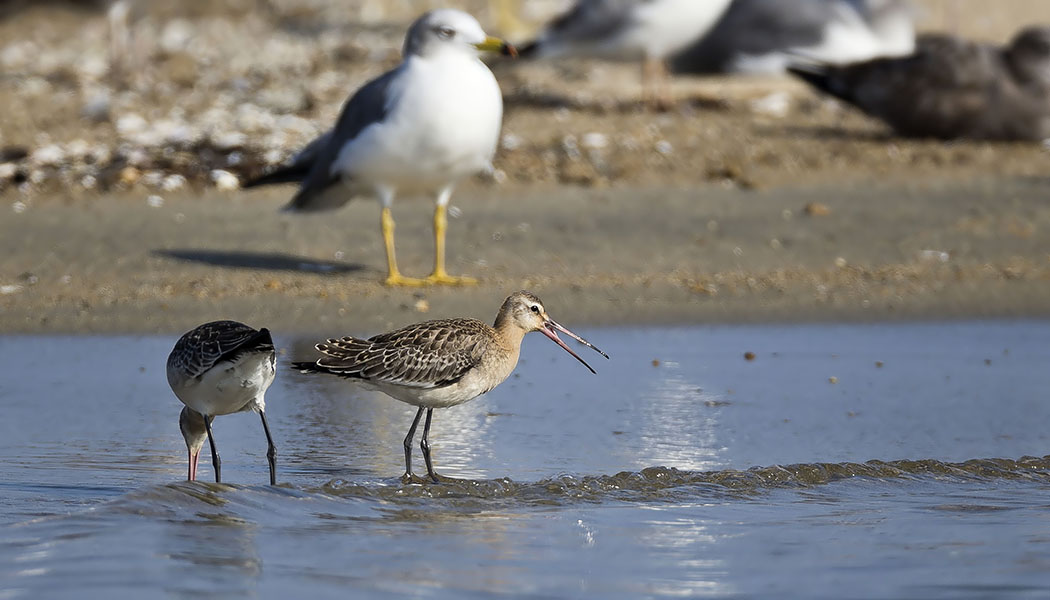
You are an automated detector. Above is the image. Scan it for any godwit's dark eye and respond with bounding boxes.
[436,26,455,40]
[530,305,540,314]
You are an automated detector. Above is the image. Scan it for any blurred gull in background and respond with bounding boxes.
[243,9,515,286]
[517,0,733,108]
[673,0,915,74]
[788,25,1050,141]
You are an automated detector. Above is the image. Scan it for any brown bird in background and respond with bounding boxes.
[789,25,1050,141]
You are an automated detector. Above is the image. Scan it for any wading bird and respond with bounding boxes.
[167,321,278,484]
[293,291,608,483]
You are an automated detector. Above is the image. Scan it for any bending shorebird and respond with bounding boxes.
[167,321,278,485]
[788,25,1050,141]
[518,0,732,108]
[673,0,915,75]
[293,291,608,483]
[243,10,516,287]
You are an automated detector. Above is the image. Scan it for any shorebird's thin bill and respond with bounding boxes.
[540,319,610,374]
[476,36,518,57]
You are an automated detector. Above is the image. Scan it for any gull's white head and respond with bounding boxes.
[403,9,516,59]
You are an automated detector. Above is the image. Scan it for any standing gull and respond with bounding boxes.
[244,10,516,286]
[788,26,1050,141]
[518,0,733,108]
[673,0,915,75]
[293,291,608,483]
[167,321,278,484]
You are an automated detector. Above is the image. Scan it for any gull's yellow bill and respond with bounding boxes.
[475,36,518,57]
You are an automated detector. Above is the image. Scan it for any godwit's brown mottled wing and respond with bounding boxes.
[167,321,275,380]
[301,318,493,389]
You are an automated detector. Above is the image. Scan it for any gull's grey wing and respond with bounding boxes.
[245,66,401,211]
[847,0,912,24]
[673,0,842,73]
[241,131,332,188]
[168,321,274,380]
[520,0,639,56]
[674,0,916,74]
[285,67,402,212]
[293,318,491,389]
[676,0,839,71]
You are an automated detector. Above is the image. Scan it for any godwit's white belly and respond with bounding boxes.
[171,352,276,417]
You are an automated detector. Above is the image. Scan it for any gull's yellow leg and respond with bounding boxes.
[381,207,425,287]
[425,203,477,286]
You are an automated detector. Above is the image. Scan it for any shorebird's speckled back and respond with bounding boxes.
[166,320,274,384]
[311,318,495,388]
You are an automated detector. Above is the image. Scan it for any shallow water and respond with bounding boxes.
[1,321,1049,598]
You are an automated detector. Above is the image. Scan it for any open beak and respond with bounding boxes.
[475,36,518,57]
[539,319,610,374]
[188,449,199,481]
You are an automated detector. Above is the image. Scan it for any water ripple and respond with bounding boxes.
[77,454,1050,518]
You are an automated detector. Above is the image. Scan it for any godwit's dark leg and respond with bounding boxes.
[403,407,425,481]
[259,411,277,485]
[203,416,221,483]
[420,408,438,483]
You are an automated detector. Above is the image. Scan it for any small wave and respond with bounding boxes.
[317,454,1050,505]
[18,454,1048,525]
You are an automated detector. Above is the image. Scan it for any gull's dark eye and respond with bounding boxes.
[530,305,540,314]
[436,26,455,40]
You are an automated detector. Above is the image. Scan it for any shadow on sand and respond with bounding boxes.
[154,249,367,274]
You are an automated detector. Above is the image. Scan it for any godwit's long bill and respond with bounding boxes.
[242,9,516,286]
[293,291,608,483]
[166,321,278,485]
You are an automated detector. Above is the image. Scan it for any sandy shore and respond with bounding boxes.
[2,175,1049,334]
[1,1,1050,334]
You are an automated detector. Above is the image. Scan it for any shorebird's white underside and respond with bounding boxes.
[359,364,512,410]
[171,352,276,417]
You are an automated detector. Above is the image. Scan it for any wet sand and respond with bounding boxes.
[1,1,1050,334]
[2,175,1049,334]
